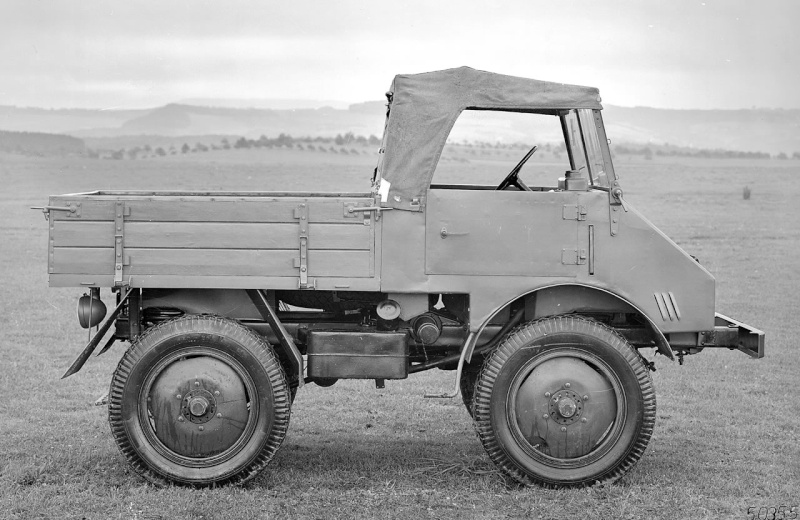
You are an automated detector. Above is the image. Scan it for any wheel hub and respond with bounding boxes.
[513,356,618,459]
[182,389,216,424]
[146,355,251,458]
[189,397,208,416]
[550,390,583,425]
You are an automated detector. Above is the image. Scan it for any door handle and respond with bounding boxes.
[440,227,469,239]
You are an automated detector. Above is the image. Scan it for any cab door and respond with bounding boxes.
[425,188,581,278]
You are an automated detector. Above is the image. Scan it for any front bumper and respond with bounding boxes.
[667,313,765,359]
[702,313,766,358]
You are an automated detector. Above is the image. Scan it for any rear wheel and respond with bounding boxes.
[473,315,655,487]
[108,315,291,486]
[460,358,484,417]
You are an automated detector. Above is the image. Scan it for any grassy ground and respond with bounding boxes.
[1,149,798,519]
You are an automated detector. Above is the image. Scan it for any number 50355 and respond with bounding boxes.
[746,506,798,520]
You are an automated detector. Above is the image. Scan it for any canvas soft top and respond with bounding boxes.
[375,66,602,211]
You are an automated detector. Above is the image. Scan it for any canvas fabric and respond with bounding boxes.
[376,66,602,210]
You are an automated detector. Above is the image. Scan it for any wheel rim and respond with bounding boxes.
[140,346,260,466]
[507,348,625,467]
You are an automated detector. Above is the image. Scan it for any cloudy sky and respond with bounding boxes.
[1,0,797,110]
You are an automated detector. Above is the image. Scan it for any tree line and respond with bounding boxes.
[89,132,383,160]
[2,128,797,161]
[610,143,794,160]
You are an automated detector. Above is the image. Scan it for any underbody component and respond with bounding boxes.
[307,330,408,380]
[709,313,765,358]
[62,287,132,379]
[246,289,304,388]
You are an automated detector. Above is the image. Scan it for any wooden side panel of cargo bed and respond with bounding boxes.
[48,195,379,289]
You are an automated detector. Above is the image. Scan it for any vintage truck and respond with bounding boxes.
[38,66,764,488]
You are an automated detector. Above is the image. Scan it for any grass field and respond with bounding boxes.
[1,148,798,519]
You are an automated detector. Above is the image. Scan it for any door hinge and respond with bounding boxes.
[113,202,130,286]
[609,184,627,236]
[294,203,314,288]
[562,204,587,221]
[562,248,587,265]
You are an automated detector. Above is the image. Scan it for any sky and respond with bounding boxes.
[1,0,798,110]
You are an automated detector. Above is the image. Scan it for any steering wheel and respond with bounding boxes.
[496,145,537,191]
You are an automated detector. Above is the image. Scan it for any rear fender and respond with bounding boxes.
[140,288,303,383]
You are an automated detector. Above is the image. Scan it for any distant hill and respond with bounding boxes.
[0,106,145,134]
[0,130,84,155]
[0,102,798,155]
[113,103,384,140]
[602,105,800,156]
[178,97,351,110]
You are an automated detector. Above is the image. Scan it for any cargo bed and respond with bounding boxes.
[46,191,381,291]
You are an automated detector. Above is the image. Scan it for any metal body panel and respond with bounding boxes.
[53,221,372,250]
[425,189,579,277]
[579,192,716,333]
[379,187,715,337]
[48,192,380,290]
[142,289,264,320]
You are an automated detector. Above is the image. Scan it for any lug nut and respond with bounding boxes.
[214,390,220,396]
[565,383,571,388]
[176,394,182,400]
[194,381,200,387]
[178,416,184,422]
[542,414,549,419]
[561,426,567,432]
[217,413,222,418]
[544,392,551,398]
[582,418,587,423]
[583,395,589,401]
[199,426,204,431]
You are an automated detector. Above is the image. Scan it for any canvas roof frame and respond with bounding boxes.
[375,66,603,211]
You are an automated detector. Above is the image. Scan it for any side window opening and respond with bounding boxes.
[430,110,572,190]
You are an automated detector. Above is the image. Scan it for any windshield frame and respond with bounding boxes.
[560,108,616,189]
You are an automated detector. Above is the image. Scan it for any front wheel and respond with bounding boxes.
[473,316,655,487]
[108,315,291,486]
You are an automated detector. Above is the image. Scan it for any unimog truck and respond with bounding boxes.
[38,67,764,488]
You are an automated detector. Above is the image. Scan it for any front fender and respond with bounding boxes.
[466,283,674,362]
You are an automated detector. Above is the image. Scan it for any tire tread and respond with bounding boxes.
[108,314,291,487]
[472,315,656,488]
